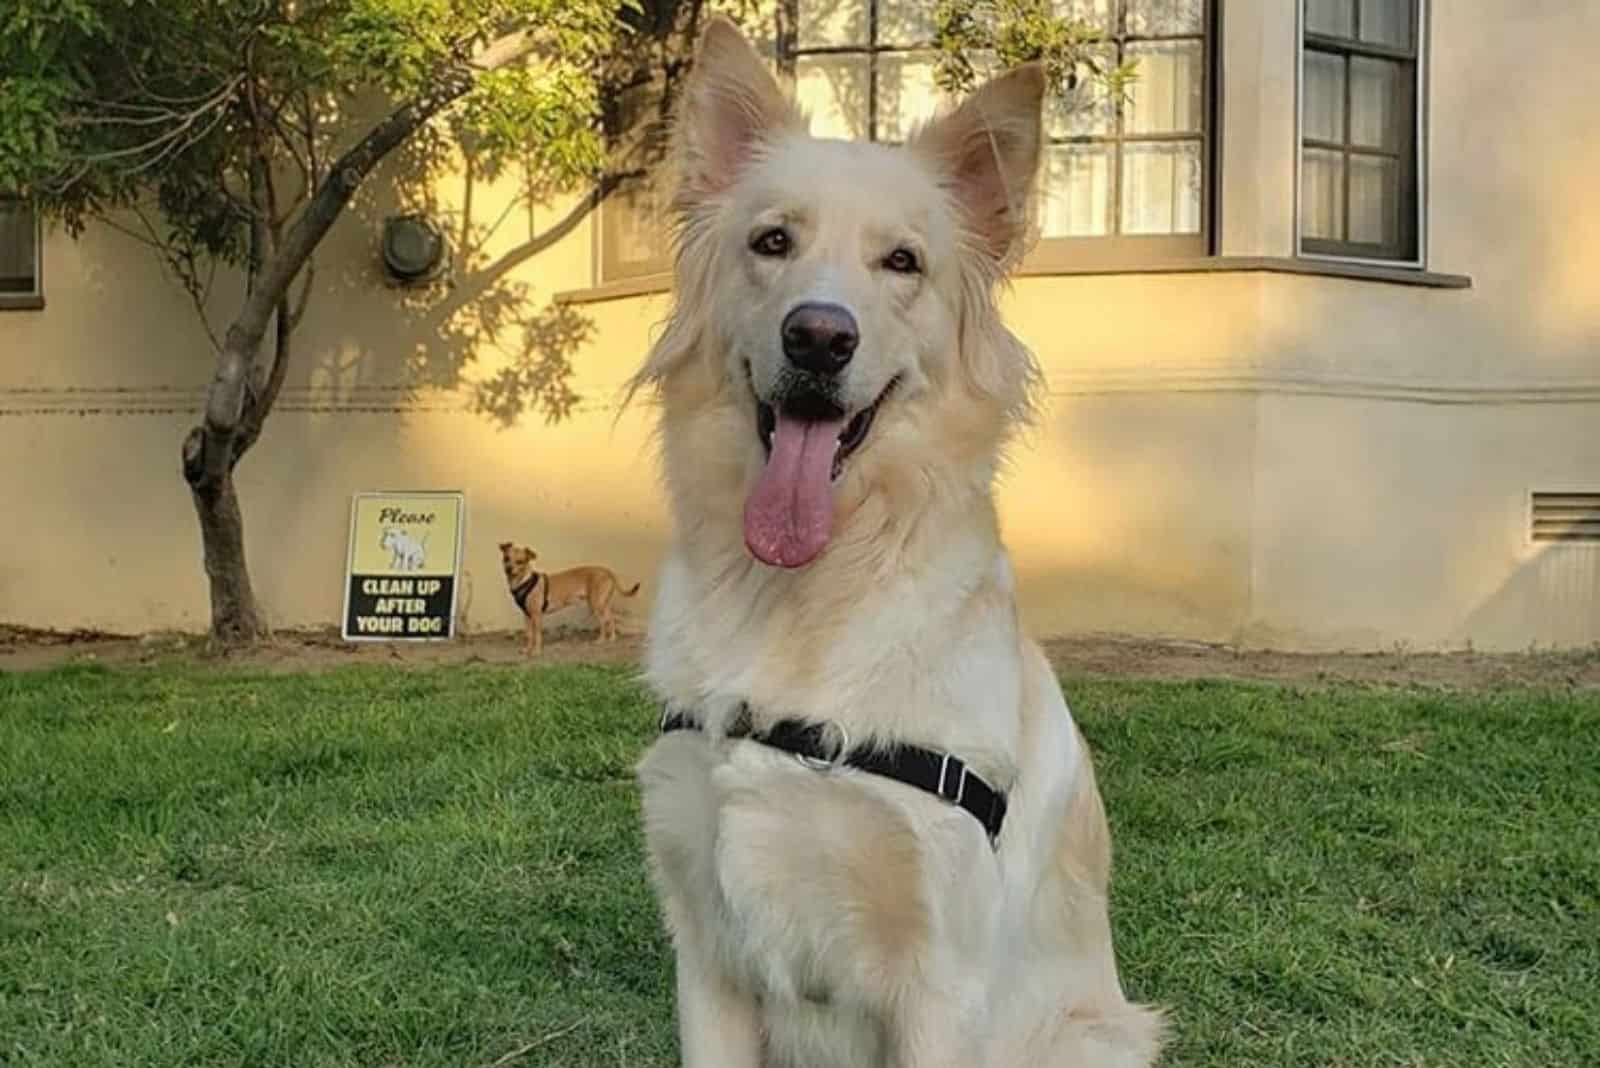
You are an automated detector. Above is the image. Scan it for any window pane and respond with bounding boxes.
[1301,147,1345,240]
[1121,140,1202,235]
[1046,44,1117,137]
[607,176,667,271]
[1350,57,1400,149]
[1349,153,1399,246]
[1305,0,1354,38]
[797,54,870,140]
[797,0,867,48]
[0,201,36,293]
[1039,145,1114,237]
[1359,0,1412,49]
[878,0,936,47]
[1051,0,1115,34]
[1126,0,1205,36]
[1303,50,1345,143]
[1125,40,1203,135]
[875,52,948,142]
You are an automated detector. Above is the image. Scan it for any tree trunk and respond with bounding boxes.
[185,432,266,644]
[175,30,542,644]
[181,289,289,645]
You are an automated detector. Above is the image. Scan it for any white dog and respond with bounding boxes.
[631,16,1163,1068]
[379,526,427,572]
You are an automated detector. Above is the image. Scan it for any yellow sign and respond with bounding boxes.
[341,491,465,641]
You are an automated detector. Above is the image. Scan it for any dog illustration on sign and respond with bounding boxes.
[380,526,428,571]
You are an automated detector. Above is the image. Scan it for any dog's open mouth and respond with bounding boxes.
[744,373,899,570]
[755,385,893,481]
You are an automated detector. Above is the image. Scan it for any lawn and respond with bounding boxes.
[1,663,1596,1067]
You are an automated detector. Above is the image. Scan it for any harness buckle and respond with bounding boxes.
[937,753,969,807]
[795,721,850,772]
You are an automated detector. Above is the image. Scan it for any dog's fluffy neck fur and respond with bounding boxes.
[643,340,1026,784]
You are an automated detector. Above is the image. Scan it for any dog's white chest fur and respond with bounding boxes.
[637,544,1159,1066]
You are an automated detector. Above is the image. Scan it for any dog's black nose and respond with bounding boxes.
[781,303,858,375]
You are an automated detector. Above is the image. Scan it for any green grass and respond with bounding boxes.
[1,665,1596,1067]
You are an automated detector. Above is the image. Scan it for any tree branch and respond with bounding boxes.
[234,56,288,459]
[189,29,541,489]
[234,292,291,460]
[118,203,223,352]
[287,258,315,332]
[65,77,242,166]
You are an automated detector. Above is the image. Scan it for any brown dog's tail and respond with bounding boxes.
[623,581,641,596]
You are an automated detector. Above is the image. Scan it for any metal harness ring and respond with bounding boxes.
[795,720,851,772]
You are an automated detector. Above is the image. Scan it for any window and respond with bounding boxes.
[791,1,939,142]
[1299,0,1423,263]
[0,196,41,306]
[593,1,1217,284]
[791,0,1214,265]
[597,83,674,283]
[1037,0,1211,260]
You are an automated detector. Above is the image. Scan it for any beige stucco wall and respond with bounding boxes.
[2,1,1597,649]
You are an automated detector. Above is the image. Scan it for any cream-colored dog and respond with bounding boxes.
[632,17,1163,1067]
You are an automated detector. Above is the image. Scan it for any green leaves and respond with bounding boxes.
[333,0,460,93]
[0,75,71,191]
[459,65,606,185]
[932,0,1136,99]
[1,0,108,50]
[0,0,631,241]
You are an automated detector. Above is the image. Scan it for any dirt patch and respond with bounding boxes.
[0,623,643,674]
[3,622,1595,690]
[1039,635,1599,691]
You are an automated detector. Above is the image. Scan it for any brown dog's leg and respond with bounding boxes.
[532,606,544,656]
[592,579,616,643]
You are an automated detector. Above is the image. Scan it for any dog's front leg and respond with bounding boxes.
[524,611,540,657]
[673,934,763,1067]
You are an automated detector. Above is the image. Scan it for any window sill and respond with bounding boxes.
[0,293,45,311]
[555,256,1471,306]
[555,274,672,305]
[1015,256,1472,289]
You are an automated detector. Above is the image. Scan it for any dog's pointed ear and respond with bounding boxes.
[910,64,1046,265]
[497,541,511,552]
[674,15,802,207]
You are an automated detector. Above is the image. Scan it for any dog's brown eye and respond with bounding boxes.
[884,247,921,274]
[750,227,791,258]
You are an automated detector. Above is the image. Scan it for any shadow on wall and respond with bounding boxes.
[1460,546,1600,650]
[1007,391,1257,643]
[268,126,601,431]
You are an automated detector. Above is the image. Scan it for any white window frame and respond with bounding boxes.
[1294,0,1430,270]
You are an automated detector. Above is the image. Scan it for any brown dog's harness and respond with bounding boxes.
[511,572,549,614]
[659,703,1009,848]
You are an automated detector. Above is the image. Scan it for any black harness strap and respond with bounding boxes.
[511,572,548,614]
[660,706,1009,847]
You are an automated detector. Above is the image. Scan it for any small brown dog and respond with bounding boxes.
[498,542,640,656]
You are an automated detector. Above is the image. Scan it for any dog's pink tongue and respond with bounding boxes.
[744,412,846,568]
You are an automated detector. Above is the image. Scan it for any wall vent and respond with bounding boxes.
[1531,492,1600,543]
